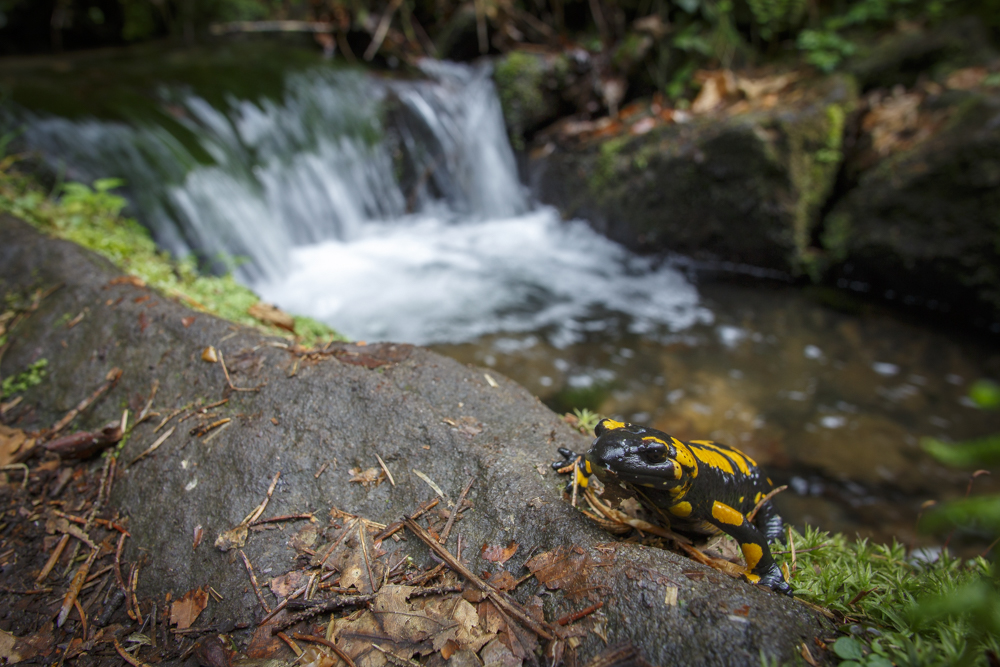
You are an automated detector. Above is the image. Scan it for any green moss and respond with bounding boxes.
[779,526,1000,666]
[0,165,345,348]
[589,135,631,195]
[785,94,851,276]
[1,358,48,399]
[821,210,852,263]
[493,51,548,150]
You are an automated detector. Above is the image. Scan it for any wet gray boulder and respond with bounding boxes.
[0,214,830,665]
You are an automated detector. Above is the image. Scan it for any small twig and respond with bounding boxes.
[319,518,359,568]
[1,463,29,490]
[135,379,159,425]
[747,485,788,522]
[439,477,474,545]
[292,633,358,667]
[404,563,446,587]
[57,547,98,627]
[276,594,376,631]
[190,418,231,437]
[250,513,314,527]
[277,632,303,657]
[114,637,152,667]
[359,522,377,594]
[240,550,272,614]
[49,368,123,436]
[373,498,440,542]
[374,453,395,487]
[130,426,176,465]
[36,534,70,585]
[403,518,553,640]
[556,601,603,626]
[243,471,281,525]
[218,351,262,392]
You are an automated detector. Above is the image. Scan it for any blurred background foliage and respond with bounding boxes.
[2,1,998,98]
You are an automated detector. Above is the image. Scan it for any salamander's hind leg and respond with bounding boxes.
[708,501,792,596]
[754,500,785,544]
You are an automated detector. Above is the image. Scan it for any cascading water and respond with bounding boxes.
[14,59,711,344]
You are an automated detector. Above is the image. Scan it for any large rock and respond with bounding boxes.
[528,73,858,276]
[0,214,830,665]
[822,82,1000,326]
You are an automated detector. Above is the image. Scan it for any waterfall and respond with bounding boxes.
[12,59,711,345]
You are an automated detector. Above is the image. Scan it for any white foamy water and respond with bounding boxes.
[255,210,711,345]
[12,58,711,346]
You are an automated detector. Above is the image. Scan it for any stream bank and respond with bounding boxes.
[495,19,1000,331]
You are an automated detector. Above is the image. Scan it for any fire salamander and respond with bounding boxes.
[553,418,792,595]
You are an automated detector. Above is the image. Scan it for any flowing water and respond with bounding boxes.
[5,44,999,548]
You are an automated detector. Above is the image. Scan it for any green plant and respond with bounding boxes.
[780,526,999,665]
[572,408,602,434]
[1,358,48,399]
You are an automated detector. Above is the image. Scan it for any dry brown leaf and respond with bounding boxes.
[945,66,987,90]
[0,425,34,467]
[170,586,208,630]
[480,637,520,667]
[214,524,248,552]
[486,570,517,591]
[288,524,320,553]
[525,546,593,590]
[269,570,310,598]
[348,466,384,488]
[338,527,378,593]
[481,540,519,565]
[248,302,295,332]
[299,645,338,667]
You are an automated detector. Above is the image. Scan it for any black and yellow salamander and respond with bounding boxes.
[553,418,792,595]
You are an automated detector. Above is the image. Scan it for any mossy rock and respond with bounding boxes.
[823,87,1000,326]
[529,72,858,274]
[492,49,584,149]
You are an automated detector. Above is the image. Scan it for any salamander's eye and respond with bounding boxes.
[643,443,670,464]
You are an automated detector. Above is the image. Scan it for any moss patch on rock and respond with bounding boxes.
[0,164,344,345]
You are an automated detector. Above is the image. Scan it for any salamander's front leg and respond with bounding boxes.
[551,447,592,491]
[708,501,792,596]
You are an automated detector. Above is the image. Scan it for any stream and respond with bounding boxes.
[3,40,999,549]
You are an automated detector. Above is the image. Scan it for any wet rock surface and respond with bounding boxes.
[824,83,1000,325]
[526,73,857,274]
[0,214,831,664]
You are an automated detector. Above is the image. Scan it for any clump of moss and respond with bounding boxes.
[0,165,344,348]
[779,526,1000,665]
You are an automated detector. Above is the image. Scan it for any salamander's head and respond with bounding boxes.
[586,418,696,488]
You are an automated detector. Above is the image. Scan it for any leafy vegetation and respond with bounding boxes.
[4,1,995,106]
[0,161,344,347]
[779,526,998,666]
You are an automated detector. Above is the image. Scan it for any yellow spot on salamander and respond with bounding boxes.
[739,496,745,503]
[711,501,745,526]
[690,440,751,476]
[690,445,734,475]
[745,572,761,584]
[670,438,698,475]
[601,419,626,430]
[741,542,763,571]
[754,492,764,505]
[574,467,589,488]
[669,502,692,517]
[584,460,593,474]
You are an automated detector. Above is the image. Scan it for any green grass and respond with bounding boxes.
[0,160,345,347]
[778,526,999,666]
